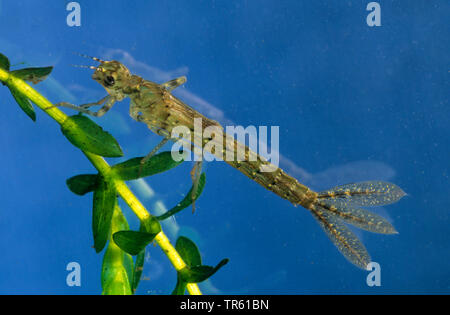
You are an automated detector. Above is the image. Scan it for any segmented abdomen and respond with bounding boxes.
[199,128,318,207]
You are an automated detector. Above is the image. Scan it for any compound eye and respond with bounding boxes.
[104,75,115,87]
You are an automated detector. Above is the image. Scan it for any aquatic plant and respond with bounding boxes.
[0,52,228,295]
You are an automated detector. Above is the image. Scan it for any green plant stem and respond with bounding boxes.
[0,68,202,295]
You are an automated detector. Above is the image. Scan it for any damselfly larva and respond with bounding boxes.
[57,56,406,269]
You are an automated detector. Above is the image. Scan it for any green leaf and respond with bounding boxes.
[61,115,123,157]
[66,174,99,195]
[112,230,157,256]
[176,236,202,267]
[123,248,135,291]
[111,151,184,181]
[0,53,10,71]
[130,222,151,293]
[102,267,133,295]
[156,173,206,221]
[8,85,36,121]
[93,179,117,253]
[171,276,187,295]
[101,205,133,295]
[179,259,229,283]
[174,236,229,284]
[11,66,53,84]
[132,249,145,293]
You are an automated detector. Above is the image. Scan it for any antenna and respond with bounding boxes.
[71,64,98,70]
[73,52,105,63]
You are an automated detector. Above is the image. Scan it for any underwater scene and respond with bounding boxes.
[0,1,448,295]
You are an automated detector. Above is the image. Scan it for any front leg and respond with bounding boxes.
[52,95,108,111]
[79,95,110,109]
[55,96,116,117]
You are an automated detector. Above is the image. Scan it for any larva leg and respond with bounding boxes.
[141,137,170,164]
[138,136,171,176]
[190,160,203,213]
[80,95,110,109]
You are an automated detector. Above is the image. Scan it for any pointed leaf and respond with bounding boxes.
[66,174,99,195]
[8,86,36,121]
[156,173,206,221]
[102,268,133,295]
[0,53,10,71]
[130,223,151,293]
[180,259,229,283]
[176,236,202,267]
[101,205,133,295]
[132,249,145,293]
[61,115,123,157]
[93,179,117,253]
[171,276,187,295]
[114,209,135,291]
[11,66,53,84]
[123,249,135,292]
[113,230,157,256]
[111,151,184,180]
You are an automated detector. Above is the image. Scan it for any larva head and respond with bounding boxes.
[91,60,132,100]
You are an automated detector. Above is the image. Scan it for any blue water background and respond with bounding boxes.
[0,1,448,294]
